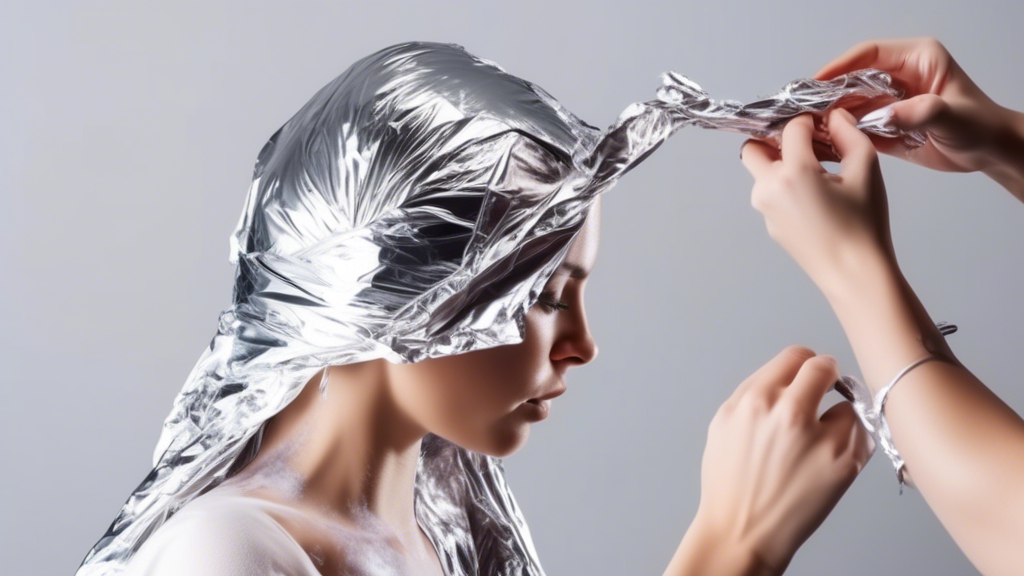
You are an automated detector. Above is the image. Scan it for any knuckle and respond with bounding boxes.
[710,403,736,433]
[862,145,880,163]
[804,354,840,377]
[778,164,797,180]
[854,39,877,53]
[707,411,724,434]
[777,168,804,190]
[714,398,736,419]
[777,399,810,429]
[750,187,767,212]
[920,93,948,117]
[753,182,780,213]
[920,36,948,55]
[737,391,772,416]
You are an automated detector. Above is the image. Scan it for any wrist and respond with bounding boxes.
[810,238,900,305]
[815,246,955,395]
[666,514,783,576]
[980,106,1024,202]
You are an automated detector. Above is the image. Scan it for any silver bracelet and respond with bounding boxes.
[833,321,957,493]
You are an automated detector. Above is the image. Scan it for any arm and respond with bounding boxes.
[815,36,1024,204]
[741,108,1024,576]
[661,346,874,576]
[819,246,1024,576]
[663,518,776,576]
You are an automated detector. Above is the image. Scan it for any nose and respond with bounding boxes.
[575,332,599,366]
[551,309,599,368]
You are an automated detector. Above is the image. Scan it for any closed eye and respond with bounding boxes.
[537,291,569,313]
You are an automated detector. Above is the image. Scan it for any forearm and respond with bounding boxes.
[663,517,780,576]
[980,105,1024,203]
[818,249,1024,576]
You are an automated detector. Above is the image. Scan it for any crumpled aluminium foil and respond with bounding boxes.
[652,69,926,148]
[77,41,925,576]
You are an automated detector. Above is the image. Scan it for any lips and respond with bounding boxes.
[528,385,566,403]
[522,398,551,420]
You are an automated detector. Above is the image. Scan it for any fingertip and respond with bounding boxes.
[827,108,871,148]
[830,107,857,125]
[795,112,816,125]
[809,354,841,380]
[784,344,817,362]
[739,138,752,160]
[740,138,780,166]
[833,378,855,403]
[780,113,813,144]
[817,353,839,367]
[813,63,840,81]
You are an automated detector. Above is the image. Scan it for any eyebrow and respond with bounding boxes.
[559,261,590,279]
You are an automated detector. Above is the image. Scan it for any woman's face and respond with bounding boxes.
[386,198,601,457]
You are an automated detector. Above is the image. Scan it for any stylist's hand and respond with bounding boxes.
[687,346,874,575]
[741,111,894,293]
[815,37,1024,175]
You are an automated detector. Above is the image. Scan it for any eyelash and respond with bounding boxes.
[538,291,569,313]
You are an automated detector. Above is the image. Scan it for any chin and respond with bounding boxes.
[477,422,531,458]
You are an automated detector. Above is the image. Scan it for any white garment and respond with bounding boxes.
[122,491,322,576]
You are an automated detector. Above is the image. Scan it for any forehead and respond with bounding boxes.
[556,198,600,279]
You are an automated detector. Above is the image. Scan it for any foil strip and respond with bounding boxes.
[652,69,926,148]
[77,41,924,575]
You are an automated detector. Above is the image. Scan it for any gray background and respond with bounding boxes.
[3,1,1023,574]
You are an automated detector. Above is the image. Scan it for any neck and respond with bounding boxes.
[227,361,428,541]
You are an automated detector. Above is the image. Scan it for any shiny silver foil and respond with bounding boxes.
[77,41,924,576]
[653,69,926,148]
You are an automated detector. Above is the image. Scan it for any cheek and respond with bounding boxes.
[392,310,554,431]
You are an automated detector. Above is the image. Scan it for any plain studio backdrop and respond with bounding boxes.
[3,1,1023,575]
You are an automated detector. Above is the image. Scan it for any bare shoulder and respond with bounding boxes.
[122,490,318,576]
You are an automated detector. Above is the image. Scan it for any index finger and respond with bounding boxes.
[780,114,820,169]
[729,345,817,404]
[814,37,917,81]
[740,139,781,179]
[785,354,841,414]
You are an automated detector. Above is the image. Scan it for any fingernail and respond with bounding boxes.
[739,140,749,160]
[833,378,855,402]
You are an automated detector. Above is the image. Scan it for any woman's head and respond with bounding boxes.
[79,40,641,576]
[384,197,601,457]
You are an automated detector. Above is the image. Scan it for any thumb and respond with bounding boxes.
[889,93,954,133]
[827,108,878,179]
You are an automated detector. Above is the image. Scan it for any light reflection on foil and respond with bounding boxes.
[77,41,923,576]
